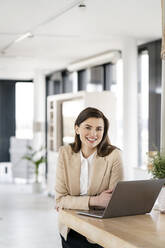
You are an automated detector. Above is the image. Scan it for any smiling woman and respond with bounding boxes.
[55,107,123,248]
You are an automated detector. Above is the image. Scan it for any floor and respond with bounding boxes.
[0,166,62,248]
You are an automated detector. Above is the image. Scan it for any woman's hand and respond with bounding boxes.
[89,189,113,208]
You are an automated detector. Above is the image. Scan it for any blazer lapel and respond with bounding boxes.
[88,154,107,196]
[67,152,81,195]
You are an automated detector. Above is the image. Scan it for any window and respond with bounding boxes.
[110,59,123,149]
[16,82,33,139]
[138,51,149,167]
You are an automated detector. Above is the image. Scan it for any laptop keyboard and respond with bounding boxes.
[89,209,104,214]
[80,209,104,216]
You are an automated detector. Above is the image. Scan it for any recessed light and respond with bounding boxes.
[78,1,86,8]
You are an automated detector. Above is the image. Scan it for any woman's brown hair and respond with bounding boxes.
[70,107,117,157]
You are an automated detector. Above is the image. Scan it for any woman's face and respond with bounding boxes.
[75,117,104,152]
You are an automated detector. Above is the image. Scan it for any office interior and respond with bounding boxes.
[0,1,165,248]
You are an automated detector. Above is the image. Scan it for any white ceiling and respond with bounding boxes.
[0,0,162,79]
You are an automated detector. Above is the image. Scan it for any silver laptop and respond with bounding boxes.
[77,179,165,218]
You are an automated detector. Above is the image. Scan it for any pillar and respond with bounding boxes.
[122,38,138,179]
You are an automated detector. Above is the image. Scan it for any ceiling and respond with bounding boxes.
[0,0,162,80]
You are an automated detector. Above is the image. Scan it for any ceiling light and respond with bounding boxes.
[0,32,34,54]
[78,1,86,8]
[14,32,33,43]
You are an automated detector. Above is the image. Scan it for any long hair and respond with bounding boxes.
[70,107,117,157]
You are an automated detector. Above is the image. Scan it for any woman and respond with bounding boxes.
[55,107,123,248]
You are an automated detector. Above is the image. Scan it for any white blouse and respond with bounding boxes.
[80,151,95,195]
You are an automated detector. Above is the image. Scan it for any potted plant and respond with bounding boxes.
[22,145,46,193]
[148,151,165,212]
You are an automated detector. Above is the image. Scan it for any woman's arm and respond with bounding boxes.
[90,149,123,209]
[55,147,90,210]
[108,149,123,189]
[89,189,113,208]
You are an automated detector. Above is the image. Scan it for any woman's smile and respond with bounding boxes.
[86,136,97,143]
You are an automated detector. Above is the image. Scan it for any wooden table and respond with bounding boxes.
[59,209,165,248]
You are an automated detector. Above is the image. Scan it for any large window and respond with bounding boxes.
[16,82,33,139]
[138,51,149,166]
[115,59,123,149]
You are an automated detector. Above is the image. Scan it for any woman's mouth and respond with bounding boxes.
[86,137,97,143]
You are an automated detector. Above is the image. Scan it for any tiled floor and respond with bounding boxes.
[0,182,61,248]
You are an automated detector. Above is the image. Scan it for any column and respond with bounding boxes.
[122,38,138,179]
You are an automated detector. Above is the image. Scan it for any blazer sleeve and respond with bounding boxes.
[55,147,90,210]
[108,149,124,190]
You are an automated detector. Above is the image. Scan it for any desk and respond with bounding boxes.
[59,209,165,248]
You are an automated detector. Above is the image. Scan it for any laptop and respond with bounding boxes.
[77,179,165,218]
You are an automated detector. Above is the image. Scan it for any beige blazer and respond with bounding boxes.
[55,145,123,240]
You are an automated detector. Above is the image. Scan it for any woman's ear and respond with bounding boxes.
[75,125,80,135]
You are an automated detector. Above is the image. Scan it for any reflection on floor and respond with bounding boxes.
[0,183,61,248]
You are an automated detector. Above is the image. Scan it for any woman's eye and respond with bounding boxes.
[97,128,103,131]
[86,127,91,130]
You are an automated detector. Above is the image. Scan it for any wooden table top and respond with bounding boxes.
[59,209,165,248]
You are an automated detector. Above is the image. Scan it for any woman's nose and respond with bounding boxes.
[90,129,97,136]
